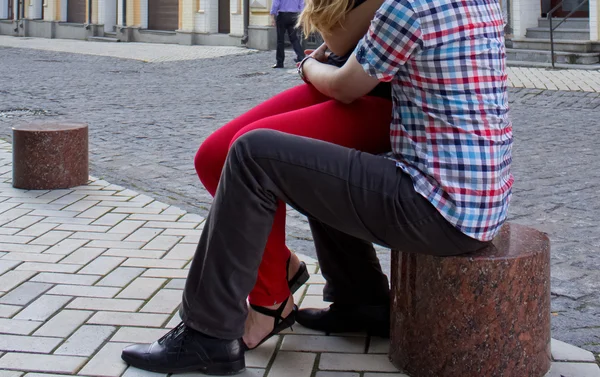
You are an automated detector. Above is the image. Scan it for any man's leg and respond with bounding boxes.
[309,220,389,305]
[301,220,391,336]
[274,15,285,67]
[285,13,305,62]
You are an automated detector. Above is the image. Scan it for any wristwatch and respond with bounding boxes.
[297,56,315,84]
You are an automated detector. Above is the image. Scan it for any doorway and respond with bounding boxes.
[148,0,178,30]
[7,0,14,19]
[548,0,588,17]
[218,0,229,33]
[104,0,117,32]
[67,0,86,22]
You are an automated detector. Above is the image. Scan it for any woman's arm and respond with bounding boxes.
[302,55,379,104]
[322,0,384,56]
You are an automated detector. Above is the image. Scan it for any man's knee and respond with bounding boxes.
[229,129,283,161]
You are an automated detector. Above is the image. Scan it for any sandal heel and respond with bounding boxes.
[289,261,310,294]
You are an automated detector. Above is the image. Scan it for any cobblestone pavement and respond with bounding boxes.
[1,41,600,353]
[0,140,599,377]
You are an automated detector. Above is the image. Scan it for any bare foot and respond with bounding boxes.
[243,296,295,349]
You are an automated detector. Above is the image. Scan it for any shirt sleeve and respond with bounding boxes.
[354,0,422,82]
[270,0,280,15]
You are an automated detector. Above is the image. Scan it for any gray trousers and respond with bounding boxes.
[180,129,487,340]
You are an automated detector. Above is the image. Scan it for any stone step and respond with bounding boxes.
[537,17,590,29]
[526,27,590,40]
[506,48,599,64]
[507,60,600,69]
[510,38,593,52]
[88,36,120,43]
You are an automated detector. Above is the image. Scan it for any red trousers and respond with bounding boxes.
[194,84,392,306]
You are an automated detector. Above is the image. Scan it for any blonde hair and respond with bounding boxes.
[297,0,354,37]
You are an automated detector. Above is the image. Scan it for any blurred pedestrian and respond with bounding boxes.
[271,0,305,68]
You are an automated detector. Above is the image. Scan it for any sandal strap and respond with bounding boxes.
[250,296,290,325]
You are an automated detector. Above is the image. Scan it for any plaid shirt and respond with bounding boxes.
[355,0,513,241]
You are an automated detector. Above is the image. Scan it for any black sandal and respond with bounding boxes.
[243,296,297,351]
[287,257,309,294]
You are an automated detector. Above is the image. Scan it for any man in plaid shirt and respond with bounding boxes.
[121,0,512,372]
[295,0,512,333]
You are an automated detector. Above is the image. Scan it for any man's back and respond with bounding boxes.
[355,0,513,241]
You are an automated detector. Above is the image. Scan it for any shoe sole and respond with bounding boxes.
[121,354,246,375]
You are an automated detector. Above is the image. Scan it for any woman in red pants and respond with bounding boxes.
[194,0,391,349]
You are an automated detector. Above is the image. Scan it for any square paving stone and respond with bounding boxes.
[0,304,21,318]
[67,297,144,312]
[316,373,360,377]
[140,289,182,314]
[111,327,171,343]
[95,267,145,287]
[88,312,168,327]
[79,342,129,377]
[30,272,101,285]
[117,277,166,299]
[368,337,390,354]
[0,318,42,335]
[14,294,72,321]
[121,367,167,377]
[551,338,597,362]
[55,325,116,356]
[267,351,316,377]
[0,371,23,377]
[0,282,52,305]
[33,310,93,337]
[319,354,398,372]
[0,334,63,353]
[47,285,120,298]
[281,335,366,353]
[546,362,600,377]
[246,336,278,368]
[0,353,87,373]
[299,295,330,310]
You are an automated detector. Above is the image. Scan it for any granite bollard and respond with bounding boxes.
[12,122,89,190]
[389,222,551,377]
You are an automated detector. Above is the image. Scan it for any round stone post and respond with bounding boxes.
[389,223,551,377]
[12,122,89,190]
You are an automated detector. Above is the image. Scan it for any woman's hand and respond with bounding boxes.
[303,43,329,64]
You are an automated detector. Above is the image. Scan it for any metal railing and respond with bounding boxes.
[547,0,589,68]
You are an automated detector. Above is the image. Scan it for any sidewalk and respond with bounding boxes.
[2,36,600,92]
[1,140,600,376]
[0,36,253,62]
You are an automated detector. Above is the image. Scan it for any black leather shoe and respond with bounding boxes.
[272,63,284,68]
[296,303,390,338]
[294,56,305,63]
[121,322,245,375]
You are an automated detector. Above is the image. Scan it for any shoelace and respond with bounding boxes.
[158,322,190,360]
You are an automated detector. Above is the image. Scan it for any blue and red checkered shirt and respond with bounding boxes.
[355,0,513,241]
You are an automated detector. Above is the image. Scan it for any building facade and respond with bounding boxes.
[506,0,600,65]
[7,0,595,64]
[0,0,282,50]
